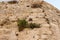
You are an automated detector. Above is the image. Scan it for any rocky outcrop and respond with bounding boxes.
[0,0,60,40]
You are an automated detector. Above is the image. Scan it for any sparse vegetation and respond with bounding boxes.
[28,23,40,29]
[17,19,28,27]
[17,19,28,31]
[17,19,40,32]
[31,3,42,8]
[8,1,18,4]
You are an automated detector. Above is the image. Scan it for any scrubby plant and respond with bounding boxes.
[17,19,28,31]
[17,19,40,32]
[17,19,27,27]
[28,23,40,29]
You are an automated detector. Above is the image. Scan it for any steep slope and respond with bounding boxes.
[0,0,60,40]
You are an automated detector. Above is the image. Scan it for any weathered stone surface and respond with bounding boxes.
[0,0,60,40]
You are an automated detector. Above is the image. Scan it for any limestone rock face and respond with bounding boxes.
[0,0,60,40]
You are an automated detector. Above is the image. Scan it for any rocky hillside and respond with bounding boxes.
[0,0,60,40]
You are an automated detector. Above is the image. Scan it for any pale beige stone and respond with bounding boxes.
[0,0,60,40]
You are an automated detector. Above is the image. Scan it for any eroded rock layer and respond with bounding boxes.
[0,0,60,40]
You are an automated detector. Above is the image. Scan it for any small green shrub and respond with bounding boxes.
[28,23,40,29]
[17,19,40,32]
[17,19,28,31]
[17,19,27,27]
